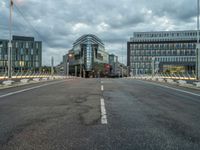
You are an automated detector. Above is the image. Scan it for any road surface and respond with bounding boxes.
[0,78,200,150]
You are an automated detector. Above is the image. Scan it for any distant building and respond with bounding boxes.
[0,35,42,72]
[109,54,118,75]
[63,34,110,77]
[127,30,198,75]
[55,62,64,75]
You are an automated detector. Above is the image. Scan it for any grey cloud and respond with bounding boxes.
[0,0,198,65]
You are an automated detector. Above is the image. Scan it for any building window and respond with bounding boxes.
[25,55,29,61]
[26,42,29,48]
[36,43,39,49]
[31,49,34,55]
[20,48,23,55]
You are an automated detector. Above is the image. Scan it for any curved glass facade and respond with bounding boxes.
[86,37,93,71]
[72,34,108,72]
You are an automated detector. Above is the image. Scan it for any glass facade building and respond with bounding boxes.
[66,34,109,77]
[0,35,42,72]
[127,30,198,74]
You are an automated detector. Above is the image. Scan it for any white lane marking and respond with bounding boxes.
[137,80,200,97]
[100,98,108,124]
[101,81,103,84]
[101,85,104,91]
[0,80,70,98]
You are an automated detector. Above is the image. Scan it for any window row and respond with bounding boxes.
[155,57,196,62]
[131,50,195,56]
[130,56,196,63]
[129,43,196,50]
[130,63,151,69]
[0,61,40,67]
[0,48,40,55]
[0,55,40,61]
[13,42,40,49]
[135,32,198,38]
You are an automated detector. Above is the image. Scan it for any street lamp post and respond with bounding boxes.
[79,51,83,77]
[51,56,54,77]
[67,53,73,78]
[121,66,124,78]
[67,61,69,78]
[8,0,13,79]
[151,57,155,77]
[197,0,200,80]
[75,66,77,77]
[136,63,138,76]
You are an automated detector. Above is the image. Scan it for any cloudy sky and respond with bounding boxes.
[0,0,198,65]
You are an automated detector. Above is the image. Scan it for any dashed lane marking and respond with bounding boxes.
[100,98,108,124]
[101,85,104,91]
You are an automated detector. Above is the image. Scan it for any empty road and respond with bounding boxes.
[0,78,200,150]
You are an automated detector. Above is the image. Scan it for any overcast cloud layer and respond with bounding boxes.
[0,0,198,65]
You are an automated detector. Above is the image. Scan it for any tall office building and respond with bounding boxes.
[0,35,42,72]
[127,30,198,74]
[64,34,109,77]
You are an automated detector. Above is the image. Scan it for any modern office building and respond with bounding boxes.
[64,34,110,77]
[0,35,42,72]
[127,30,198,75]
[109,54,119,75]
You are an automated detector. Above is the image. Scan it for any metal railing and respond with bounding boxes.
[128,73,197,81]
[0,72,77,80]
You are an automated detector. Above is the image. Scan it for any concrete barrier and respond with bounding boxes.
[33,78,40,82]
[166,79,175,84]
[20,79,29,84]
[194,82,200,87]
[2,80,14,86]
[42,78,48,81]
[49,76,55,80]
[177,80,187,85]
[158,78,165,82]
[152,77,157,81]
[54,76,63,79]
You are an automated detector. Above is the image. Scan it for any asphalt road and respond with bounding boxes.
[0,78,200,150]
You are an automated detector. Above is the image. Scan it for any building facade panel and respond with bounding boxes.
[127,30,198,74]
[0,35,42,72]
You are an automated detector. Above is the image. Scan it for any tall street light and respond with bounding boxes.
[51,56,54,77]
[8,0,13,79]
[67,53,73,77]
[151,57,155,77]
[197,0,200,80]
